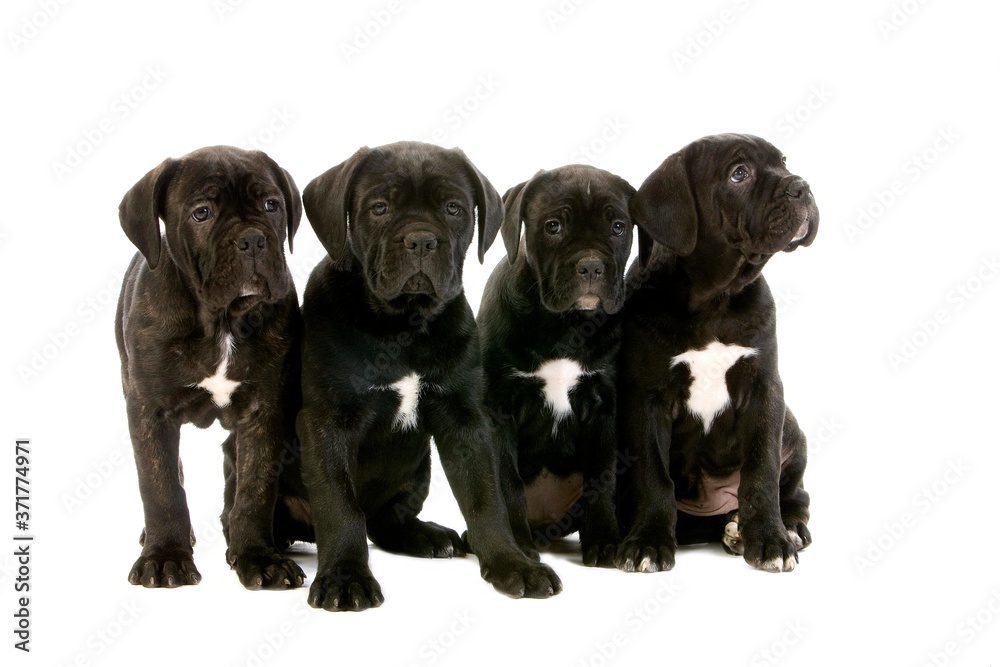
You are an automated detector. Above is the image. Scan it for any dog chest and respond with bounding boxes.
[513,358,590,427]
[372,372,423,432]
[670,340,757,434]
[193,334,242,408]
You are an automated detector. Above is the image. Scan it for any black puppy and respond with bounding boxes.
[478,165,635,567]
[616,134,817,573]
[116,146,312,589]
[298,141,562,611]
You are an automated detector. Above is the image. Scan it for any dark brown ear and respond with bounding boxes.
[302,147,371,260]
[501,179,529,264]
[451,148,504,264]
[260,153,302,253]
[118,158,179,270]
[630,150,698,266]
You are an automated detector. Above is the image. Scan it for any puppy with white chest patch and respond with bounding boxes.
[116,146,312,590]
[615,134,818,573]
[298,141,562,611]
[478,165,635,567]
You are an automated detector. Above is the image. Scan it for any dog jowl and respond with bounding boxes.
[616,134,818,573]
[298,141,562,611]
[116,146,312,589]
[478,165,635,568]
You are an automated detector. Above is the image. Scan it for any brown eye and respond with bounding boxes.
[445,201,462,216]
[544,219,562,235]
[192,206,211,222]
[264,198,278,212]
[730,165,750,183]
[611,220,626,236]
[371,201,388,216]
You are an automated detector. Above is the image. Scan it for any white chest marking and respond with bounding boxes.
[671,340,757,434]
[515,358,589,423]
[377,372,422,432]
[195,334,242,408]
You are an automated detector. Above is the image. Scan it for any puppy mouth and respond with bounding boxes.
[790,217,810,244]
[400,272,435,295]
[575,294,603,310]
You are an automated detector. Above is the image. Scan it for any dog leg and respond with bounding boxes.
[126,401,201,588]
[578,412,620,567]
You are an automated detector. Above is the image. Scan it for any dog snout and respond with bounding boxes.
[577,257,605,282]
[237,229,266,256]
[783,178,811,200]
[403,230,439,254]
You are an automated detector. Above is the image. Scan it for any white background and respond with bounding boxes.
[3,0,999,665]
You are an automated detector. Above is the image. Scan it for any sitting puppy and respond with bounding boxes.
[478,165,635,567]
[116,146,312,589]
[616,134,818,573]
[298,141,562,611]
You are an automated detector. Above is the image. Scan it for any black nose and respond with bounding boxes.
[784,179,811,200]
[237,230,266,254]
[404,231,438,253]
[577,257,605,279]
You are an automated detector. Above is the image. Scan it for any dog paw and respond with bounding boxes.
[740,520,799,572]
[308,561,384,612]
[787,521,811,551]
[582,543,618,568]
[722,512,743,555]
[480,554,562,599]
[128,545,201,588]
[614,536,676,573]
[377,520,467,559]
[227,548,305,590]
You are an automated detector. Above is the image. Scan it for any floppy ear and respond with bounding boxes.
[118,158,178,270]
[260,153,302,253]
[302,147,371,260]
[501,180,529,264]
[451,149,504,264]
[630,150,698,266]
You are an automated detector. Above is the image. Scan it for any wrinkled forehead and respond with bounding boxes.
[355,151,474,198]
[527,169,630,213]
[170,154,278,203]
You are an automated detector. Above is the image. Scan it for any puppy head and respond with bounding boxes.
[503,165,635,314]
[630,133,818,270]
[303,141,503,319]
[119,145,301,315]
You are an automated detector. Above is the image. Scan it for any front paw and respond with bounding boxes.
[227,547,305,590]
[739,518,799,572]
[128,545,201,588]
[614,535,676,573]
[308,561,384,612]
[582,543,618,568]
[480,554,562,599]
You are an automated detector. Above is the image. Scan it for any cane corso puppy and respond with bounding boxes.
[616,134,817,573]
[477,165,635,567]
[116,146,312,589]
[298,141,562,611]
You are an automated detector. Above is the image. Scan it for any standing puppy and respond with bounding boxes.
[478,166,635,567]
[616,134,818,573]
[299,141,562,611]
[116,146,311,589]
